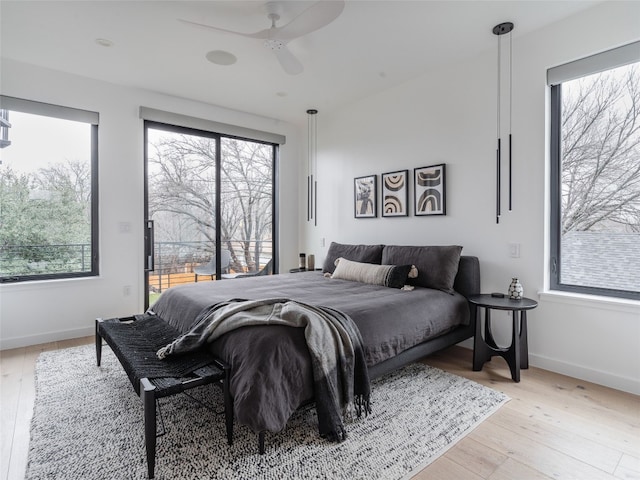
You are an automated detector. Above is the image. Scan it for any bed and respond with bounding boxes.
[148,243,480,446]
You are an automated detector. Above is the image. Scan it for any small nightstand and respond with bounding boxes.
[468,294,538,382]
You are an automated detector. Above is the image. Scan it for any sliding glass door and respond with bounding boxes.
[144,122,276,308]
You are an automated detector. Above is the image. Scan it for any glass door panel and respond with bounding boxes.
[220,138,274,276]
[145,124,218,307]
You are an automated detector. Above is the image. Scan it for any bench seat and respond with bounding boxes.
[95,314,233,479]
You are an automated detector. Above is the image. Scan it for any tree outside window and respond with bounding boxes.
[551,62,640,299]
[146,126,274,291]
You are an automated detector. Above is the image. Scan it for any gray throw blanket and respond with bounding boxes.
[156,298,371,442]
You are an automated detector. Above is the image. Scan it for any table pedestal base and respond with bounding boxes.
[473,307,529,382]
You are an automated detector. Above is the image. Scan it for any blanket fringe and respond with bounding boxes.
[355,394,371,418]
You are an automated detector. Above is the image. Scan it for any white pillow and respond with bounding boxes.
[330,257,417,289]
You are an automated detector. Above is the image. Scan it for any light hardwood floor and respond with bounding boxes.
[1,338,639,480]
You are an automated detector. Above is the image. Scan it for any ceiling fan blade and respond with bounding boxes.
[273,45,303,75]
[274,0,345,41]
[178,18,270,39]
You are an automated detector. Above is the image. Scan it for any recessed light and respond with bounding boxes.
[206,50,237,66]
[276,91,287,97]
[95,38,114,47]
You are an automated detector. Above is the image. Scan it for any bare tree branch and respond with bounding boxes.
[561,65,640,233]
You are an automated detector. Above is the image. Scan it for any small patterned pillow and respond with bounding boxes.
[330,257,417,289]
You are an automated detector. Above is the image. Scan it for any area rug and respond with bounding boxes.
[26,345,508,480]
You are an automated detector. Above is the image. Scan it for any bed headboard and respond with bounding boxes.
[453,256,480,299]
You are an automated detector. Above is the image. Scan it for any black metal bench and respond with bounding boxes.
[95,314,233,479]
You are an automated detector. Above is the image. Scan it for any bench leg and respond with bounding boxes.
[95,319,103,367]
[258,431,265,454]
[223,367,233,445]
[140,379,157,479]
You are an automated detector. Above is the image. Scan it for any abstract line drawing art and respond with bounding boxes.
[414,164,446,216]
[354,175,377,218]
[382,170,408,217]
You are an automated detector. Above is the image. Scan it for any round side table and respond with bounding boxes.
[468,294,538,382]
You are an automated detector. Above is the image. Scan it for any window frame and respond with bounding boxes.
[0,97,99,283]
[548,48,640,301]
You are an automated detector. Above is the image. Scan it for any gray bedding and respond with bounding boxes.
[150,271,469,434]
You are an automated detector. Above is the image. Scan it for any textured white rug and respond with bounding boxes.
[26,345,508,480]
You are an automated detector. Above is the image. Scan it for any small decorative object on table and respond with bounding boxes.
[299,253,306,270]
[508,277,523,300]
[307,254,315,270]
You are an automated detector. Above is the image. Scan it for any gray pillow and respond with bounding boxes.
[322,242,384,274]
[381,245,463,294]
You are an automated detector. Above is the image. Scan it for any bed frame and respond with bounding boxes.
[368,255,480,379]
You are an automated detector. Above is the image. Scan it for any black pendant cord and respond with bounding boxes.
[306,109,318,224]
[307,175,311,222]
[508,31,513,212]
[307,111,312,222]
[509,133,512,211]
[307,175,313,221]
[496,26,502,224]
[497,138,501,224]
[493,21,514,224]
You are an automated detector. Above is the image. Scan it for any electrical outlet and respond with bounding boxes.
[320,237,326,247]
[508,242,520,258]
[123,285,131,296]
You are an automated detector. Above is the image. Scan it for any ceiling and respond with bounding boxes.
[0,0,599,125]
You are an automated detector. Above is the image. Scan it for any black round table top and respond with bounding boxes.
[468,294,538,311]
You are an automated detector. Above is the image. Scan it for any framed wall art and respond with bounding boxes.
[354,175,377,218]
[382,170,408,217]
[414,164,446,216]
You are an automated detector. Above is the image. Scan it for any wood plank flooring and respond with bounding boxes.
[1,338,638,479]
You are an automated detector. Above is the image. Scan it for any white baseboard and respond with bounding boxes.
[528,353,640,396]
[456,341,640,395]
[0,325,95,351]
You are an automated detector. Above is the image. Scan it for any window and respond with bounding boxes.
[0,96,99,282]
[549,42,640,300]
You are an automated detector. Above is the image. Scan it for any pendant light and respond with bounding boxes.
[493,21,514,224]
[307,109,318,226]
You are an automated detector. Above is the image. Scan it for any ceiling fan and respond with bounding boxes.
[180,1,345,75]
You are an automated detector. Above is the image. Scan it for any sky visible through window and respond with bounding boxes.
[0,111,90,174]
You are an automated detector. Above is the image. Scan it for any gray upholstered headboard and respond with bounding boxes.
[453,256,480,299]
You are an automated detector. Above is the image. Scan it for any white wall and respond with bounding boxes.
[302,2,640,394]
[0,59,302,349]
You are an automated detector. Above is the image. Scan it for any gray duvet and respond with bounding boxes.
[150,271,469,434]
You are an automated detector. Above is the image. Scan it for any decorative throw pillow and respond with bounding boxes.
[321,242,384,274]
[381,245,463,294]
[330,257,416,289]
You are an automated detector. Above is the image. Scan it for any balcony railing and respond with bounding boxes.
[0,243,92,277]
[0,240,272,287]
[149,240,272,292]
